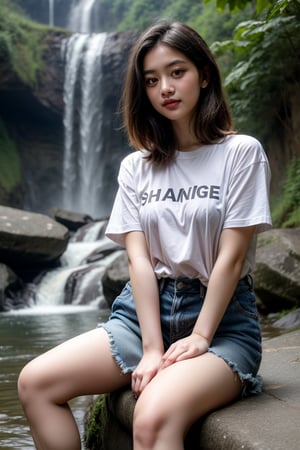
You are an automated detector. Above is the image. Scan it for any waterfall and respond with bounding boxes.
[68,0,99,33]
[62,32,107,217]
[20,221,122,312]
[49,0,54,26]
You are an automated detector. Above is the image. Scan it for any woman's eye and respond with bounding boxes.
[145,77,157,86]
[172,69,184,78]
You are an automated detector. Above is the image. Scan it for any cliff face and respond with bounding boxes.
[0,28,138,214]
[0,29,66,211]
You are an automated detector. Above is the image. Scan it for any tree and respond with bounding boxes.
[211,0,300,138]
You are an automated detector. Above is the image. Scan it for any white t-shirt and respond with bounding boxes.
[106,134,272,285]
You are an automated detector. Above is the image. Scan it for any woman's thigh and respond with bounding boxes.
[19,328,131,403]
[135,352,242,431]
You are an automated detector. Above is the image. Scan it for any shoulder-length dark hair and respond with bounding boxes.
[121,20,235,165]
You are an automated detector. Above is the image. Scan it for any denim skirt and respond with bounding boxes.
[100,276,262,397]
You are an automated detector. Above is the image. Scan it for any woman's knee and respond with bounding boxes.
[133,395,171,447]
[18,358,48,407]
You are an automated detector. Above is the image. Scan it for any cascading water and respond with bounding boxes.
[48,0,54,26]
[62,32,107,217]
[22,220,122,312]
[67,0,100,33]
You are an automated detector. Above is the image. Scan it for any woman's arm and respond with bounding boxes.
[124,231,164,394]
[192,226,255,343]
[160,225,256,368]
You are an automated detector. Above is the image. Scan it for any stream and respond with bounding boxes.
[0,306,109,449]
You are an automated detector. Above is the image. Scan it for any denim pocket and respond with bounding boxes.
[232,288,258,319]
[111,282,133,313]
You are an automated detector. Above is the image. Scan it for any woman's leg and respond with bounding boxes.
[133,352,243,450]
[18,327,131,450]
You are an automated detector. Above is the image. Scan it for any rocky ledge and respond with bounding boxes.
[84,329,300,450]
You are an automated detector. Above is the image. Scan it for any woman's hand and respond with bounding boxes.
[159,333,209,370]
[131,349,164,397]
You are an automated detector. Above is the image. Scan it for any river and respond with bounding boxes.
[0,305,109,450]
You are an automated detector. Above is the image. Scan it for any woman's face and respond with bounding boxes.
[143,44,206,128]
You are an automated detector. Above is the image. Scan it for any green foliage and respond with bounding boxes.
[0,0,52,85]
[0,119,21,192]
[117,0,171,30]
[272,158,300,228]
[189,1,252,45]
[96,0,252,37]
[211,0,300,138]
[209,0,271,14]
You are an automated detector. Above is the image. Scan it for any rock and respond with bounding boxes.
[0,29,67,116]
[102,251,129,308]
[0,262,24,311]
[49,208,94,231]
[273,308,300,330]
[34,30,68,115]
[0,205,69,266]
[64,262,107,307]
[253,228,300,312]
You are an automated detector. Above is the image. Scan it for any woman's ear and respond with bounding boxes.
[200,66,210,88]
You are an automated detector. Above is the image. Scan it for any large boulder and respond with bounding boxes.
[49,208,94,232]
[253,228,300,312]
[0,205,69,266]
[0,262,25,311]
[102,251,129,308]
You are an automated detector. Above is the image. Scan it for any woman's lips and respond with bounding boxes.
[162,99,180,110]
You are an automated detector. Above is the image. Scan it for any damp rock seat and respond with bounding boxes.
[85,329,300,450]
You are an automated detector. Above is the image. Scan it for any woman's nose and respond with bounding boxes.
[161,80,175,97]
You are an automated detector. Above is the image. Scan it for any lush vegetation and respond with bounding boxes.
[96,0,252,43]
[272,157,300,228]
[0,0,52,85]
[212,0,300,139]
[0,118,21,193]
[213,0,300,229]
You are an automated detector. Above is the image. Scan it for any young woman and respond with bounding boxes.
[18,21,272,450]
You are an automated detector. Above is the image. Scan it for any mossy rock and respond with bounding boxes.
[84,388,134,450]
[84,386,205,450]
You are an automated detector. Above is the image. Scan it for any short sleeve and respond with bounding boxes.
[223,139,272,233]
[105,157,142,246]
